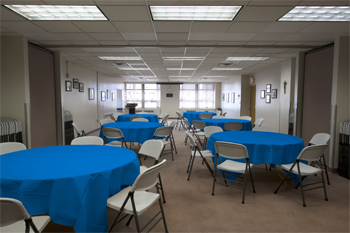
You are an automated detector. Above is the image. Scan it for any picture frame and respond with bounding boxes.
[73,78,79,89]
[88,88,95,100]
[266,94,271,103]
[107,90,110,99]
[231,92,235,103]
[260,90,265,99]
[226,93,229,103]
[266,84,271,93]
[112,92,115,101]
[222,93,225,101]
[65,81,72,92]
[272,89,277,98]
[101,91,106,101]
[79,82,84,92]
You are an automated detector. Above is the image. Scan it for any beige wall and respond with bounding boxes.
[221,75,242,118]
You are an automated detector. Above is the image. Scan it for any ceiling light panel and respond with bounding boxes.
[150,6,242,21]
[225,57,269,61]
[279,6,350,21]
[99,56,142,60]
[4,5,108,20]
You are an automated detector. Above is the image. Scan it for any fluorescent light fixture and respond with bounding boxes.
[4,5,107,20]
[212,68,243,70]
[279,6,350,21]
[166,68,196,70]
[119,68,149,70]
[150,6,242,21]
[163,57,205,61]
[99,56,142,60]
[225,57,269,61]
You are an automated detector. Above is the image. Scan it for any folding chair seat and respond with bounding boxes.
[102,127,128,148]
[107,160,168,233]
[192,120,206,148]
[0,198,51,233]
[239,116,252,121]
[0,142,27,155]
[274,144,329,207]
[186,132,214,181]
[212,116,226,119]
[132,118,149,122]
[71,136,104,145]
[212,141,255,204]
[153,126,175,161]
[223,122,243,131]
[72,123,87,137]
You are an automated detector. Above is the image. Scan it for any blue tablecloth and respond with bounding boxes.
[100,122,163,144]
[183,112,217,125]
[116,114,159,123]
[201,118,252,131]
[0,145,140,233]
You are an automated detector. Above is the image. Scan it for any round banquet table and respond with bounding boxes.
[0,145,140,233]
[183,112,217,125]
[201,118,252,131]
[116,114,159,123]
[99,122,163,144]
[206,131,305,165]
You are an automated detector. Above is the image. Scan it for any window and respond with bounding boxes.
[126,83,160,108]
[180,84,215,109]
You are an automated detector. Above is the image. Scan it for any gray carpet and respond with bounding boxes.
[44,122,350,233]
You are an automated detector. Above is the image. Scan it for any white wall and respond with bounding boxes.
[221,75,242,118]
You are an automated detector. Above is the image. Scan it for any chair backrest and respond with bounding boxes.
[169,121,176,127]
[309,133,330,145]
[102,127,124,140]
[154,126,173,138]
[71,136,104,145]
[138,140,164,161]
[199,113,212,119]
[239,116,252,121]
[100,119,114,126]
[161,114,170,124]
[175,111,183,119]
[222,112,227,116]
[130,159,167,192]
[252,126,276,132]
[0,198,31,227]
[109,115,116,121]
[254,118,264,127]
[192,120,206,130]
[183,118,191,128]
[214,141,249,160]
[129,116,143,121]
[132,118,149,122]
[224,122,243,131]
[0,142,27,155]
[159,112,168,118]
[185,131,198,148]
[113,112,121,118]
[212,116,226,119]
[297,144,328,161]
[72,123,86,136]
[204,126,223,138]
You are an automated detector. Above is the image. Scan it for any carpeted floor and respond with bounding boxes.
[44,121,350,233]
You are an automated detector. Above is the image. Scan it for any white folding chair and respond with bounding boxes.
[72,123,87,137]
[107,160,168,233]
[252,126,276,132]
[160,114,170,126]
[212,141,255,204]
[253,118,264,127]
[175,111,186,131]
[138,140,166,203]
[0,198,50,233]
[239,116,252,121]
[224,122,243,131]
[153,126,175,161]
[192,120,206,148]
[100,119,114,126]
[129,116,143,121]
[102,127,128,148]
[274,144,329,207]
[204,126,223,148]
[71,136,104,145]
[0,142,27,155]
[199,113,212,119]
[132,118,149,122]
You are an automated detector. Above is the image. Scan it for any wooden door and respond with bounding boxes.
[250,86,256,124]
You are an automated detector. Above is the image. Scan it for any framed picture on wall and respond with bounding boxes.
[266,94,271,103]
[222,93,225,101]
[73,78,79,89]
[88,88,94,100]
[231,92,235,103]
[79,83,84,92]
[112,92,115,101]
[226,93,229,103]
[65,81,72,92]
[272,89,277,98]
[107,90,110,99]
[260,90,265,99]
[101,91,106,101]
[266,84,271,93]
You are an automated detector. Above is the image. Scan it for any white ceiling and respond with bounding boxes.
[1,0,349,83]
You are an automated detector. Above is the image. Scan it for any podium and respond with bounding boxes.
[125,103,138,114]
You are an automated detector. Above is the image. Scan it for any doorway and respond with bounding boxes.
[250,86,256,124]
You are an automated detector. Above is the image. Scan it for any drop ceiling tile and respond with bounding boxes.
[274,41,305,46]
[179,70,195,76]
[299,0,349,6]
[153,21,191,33]
[32,21,82,33]
[43,0,94,4]
[189,33,223,41]
[37,40,72,45]
[1,22,47,33]
[260,48,291,53]
[263,22,312,33]
[250,33,290,41]
[99,41,130,45]
[112,22,154,33]
[235,6,293,22]
[211,48,240,53]
[21,32,63,40]
[88,33,125,40]
[303,41,332,46]
[1,6,27,21]
[122,33,156,41]
[69,41,100,45]
[82,48,134,53]
[99,6,150,21]
[216,41,246,46]
[54,33,93,40]
[227,22,271,33]
[248,0,299,5]
[129,41,159,45]
[220,33,256,41]
[187,41,217,45]
[245,41,275,45]
[138,52,161,58]
[299,22,350,34]
[160,48,186,53]
[282,33,337,42]
[72,22,118,33]
[191,21,232,33]
[156,32,188,41]
[158,41,188,45]
[161,52,186,57]
[206,52,233,58]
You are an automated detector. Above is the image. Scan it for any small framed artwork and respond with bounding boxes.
[226,93,229,103]
[73,78,79,89]
[112,92,115,101]
[260,90,265,99]
[88,88,94,100]
[107,90,110,99]
[231,92,235,103]
[65,81,72,92]
[266,94,271,104]
[272,89,277,98]
[222,93,225,101]
[266,84,271,93]
[101,91,106,101]
[79,83,84,92]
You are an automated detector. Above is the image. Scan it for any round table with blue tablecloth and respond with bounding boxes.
[116,114,159,123]
[201,118,252,131]
[0,145,140,233]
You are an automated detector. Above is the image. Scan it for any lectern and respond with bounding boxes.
[125,103,138,114]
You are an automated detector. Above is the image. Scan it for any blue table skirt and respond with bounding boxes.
[183,112,217,125]
[117,114,159,123]
[0,145,140,233]
[100,122,163,144]
[201,118,252,131]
